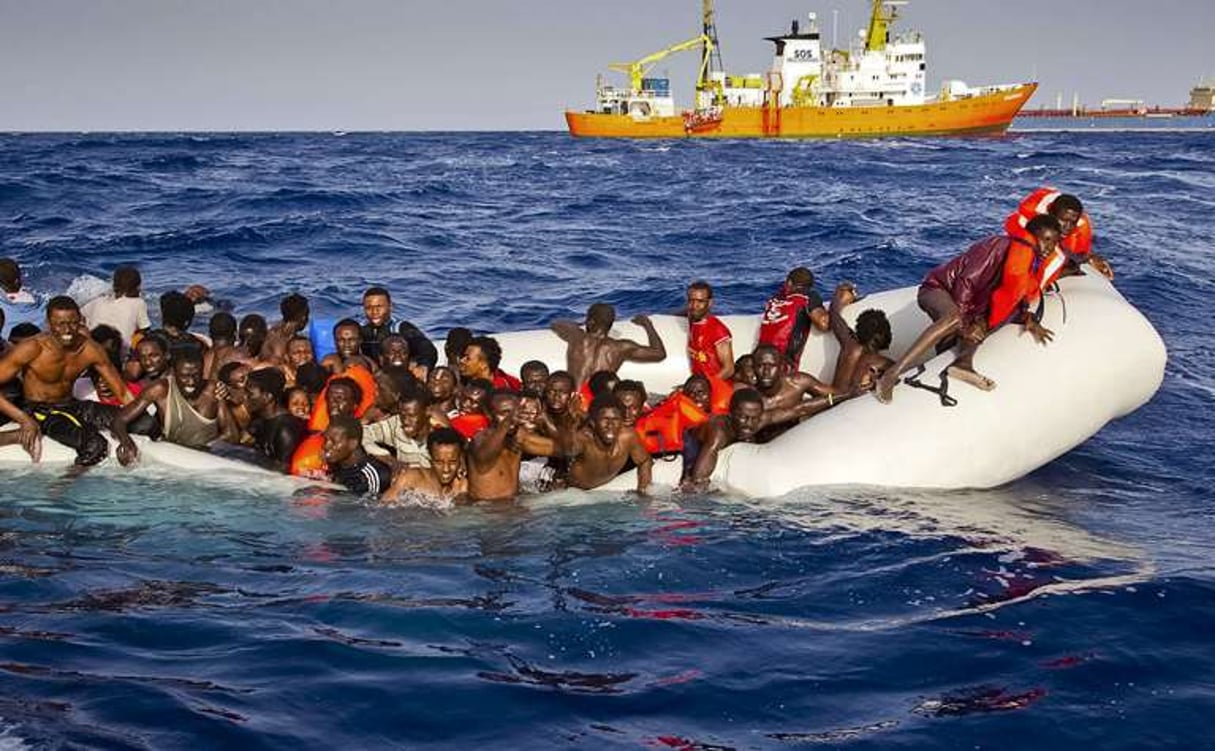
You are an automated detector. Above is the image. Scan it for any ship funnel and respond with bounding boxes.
[792,19,799,35]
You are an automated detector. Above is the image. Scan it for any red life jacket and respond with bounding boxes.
[1004,187,1093,259]
[759,290,810,357]
[636,392,709,454]
[451,413,490,440]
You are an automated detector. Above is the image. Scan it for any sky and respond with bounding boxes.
[1,0,1212,131]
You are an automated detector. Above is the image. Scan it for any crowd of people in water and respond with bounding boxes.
[0,187,1114,502]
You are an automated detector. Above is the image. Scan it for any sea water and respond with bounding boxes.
[0,132,1211,748]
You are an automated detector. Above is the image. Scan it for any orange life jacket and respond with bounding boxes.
[289,432,327,478]
[307,364,378,433]
[636,393,709,455]
[708,375,734,415]
[451,413,490,440]
[1004,187,1093,259]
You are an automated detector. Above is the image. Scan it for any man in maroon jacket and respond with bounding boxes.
[875,216,1061,404]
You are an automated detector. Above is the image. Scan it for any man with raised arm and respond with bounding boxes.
[550,303,667,385]
[828,283,894,393]
[467,390,555,502]
[0,296,132,465]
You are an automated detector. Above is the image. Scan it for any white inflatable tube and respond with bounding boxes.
[493,273,1165,494]
[2,274,1164,496]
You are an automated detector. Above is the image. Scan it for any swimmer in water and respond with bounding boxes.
[383,427,469,503]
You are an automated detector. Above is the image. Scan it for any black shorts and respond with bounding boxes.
[25,400,118,466]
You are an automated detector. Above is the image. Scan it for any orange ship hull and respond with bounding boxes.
[567,83,1037,139]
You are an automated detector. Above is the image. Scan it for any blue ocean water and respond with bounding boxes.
[0,131,1212,748]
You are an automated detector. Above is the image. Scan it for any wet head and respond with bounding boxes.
[589,396,624,446]
[322,417,361,466]
[544,371,575,415]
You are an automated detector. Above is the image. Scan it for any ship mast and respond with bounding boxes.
[701,0,724,77]
[864,0,905,53]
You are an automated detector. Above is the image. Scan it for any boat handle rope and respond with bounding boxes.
[902,364,958,408]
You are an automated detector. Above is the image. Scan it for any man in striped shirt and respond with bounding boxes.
[323,415,393,497]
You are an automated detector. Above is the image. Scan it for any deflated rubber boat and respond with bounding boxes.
[492,273,1165,494]
[0,274,1164,496]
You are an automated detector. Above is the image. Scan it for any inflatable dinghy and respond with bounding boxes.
[490,273,1165,494]
[1,274,1163,496]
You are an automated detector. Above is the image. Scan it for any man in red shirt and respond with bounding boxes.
[758,267,829,366]
[686,281,734,413]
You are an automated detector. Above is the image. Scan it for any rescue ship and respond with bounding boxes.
[565,0,1037,139]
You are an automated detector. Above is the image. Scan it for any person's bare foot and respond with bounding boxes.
[874,369,898,403]
[946,365,996,391]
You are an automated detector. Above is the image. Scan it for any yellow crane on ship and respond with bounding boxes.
[607,0,724,98]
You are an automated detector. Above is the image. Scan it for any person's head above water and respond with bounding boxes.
[160,290,195,332]
[588,394,625,446]
[728,388,765,442]
[322,415,363,467]
[280,293,309,328]
[287,336,314,368]
[488,389,520,426]
[734,353,756,386]
[362,287,392,327]
[856,309,892,352]
[427,427,465,487]
[585,302,616,335]
[686,280,714,323]
[458,378,493,416]
[445,327,474,368]
[0,258,21,294]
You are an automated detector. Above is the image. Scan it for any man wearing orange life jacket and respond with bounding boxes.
[875,215,1062,404]
[1005,189,1114,281]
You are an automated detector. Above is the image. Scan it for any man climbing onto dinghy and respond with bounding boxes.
[550,303,667,385]
[113,351,225,464]
[1005,189,1114,280]
[875,215,1062,404]
[680,388,830,493]
[752,344,839,413]
[828,283,894,393]
[0,296,133,465]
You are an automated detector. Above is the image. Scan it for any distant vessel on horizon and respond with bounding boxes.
[1012,81,1215,132]
[565,0,1036,139]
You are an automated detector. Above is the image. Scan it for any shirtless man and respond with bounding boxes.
[467,390,555,502]
[563,395,652,494]
[261,293,310,364]
[828,283,893,393]
[383,427,469,503]
[204,312,238,379]
[237,315,269,363]
[0,296,132,464]
[113,352,225,464]
[681,388,830,492]
[321,319,377,375]
[751,344,837,413]
[540,370,580,437]
[550,304,667,385]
